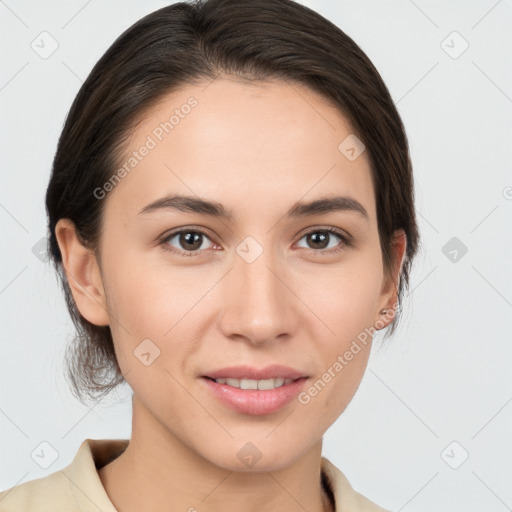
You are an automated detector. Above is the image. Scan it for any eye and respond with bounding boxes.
[160,228,215,257]
[295,227,352,255]
[160,226,352,258]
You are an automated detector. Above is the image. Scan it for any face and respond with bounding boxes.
[57,77,405,472]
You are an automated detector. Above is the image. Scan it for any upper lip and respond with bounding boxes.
[203,365,307,381]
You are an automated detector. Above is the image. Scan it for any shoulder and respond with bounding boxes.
[0,438,128,512]
[0,469,72,511]
[321,457,393,512]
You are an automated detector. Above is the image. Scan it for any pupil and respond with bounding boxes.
[309,231,328,249]
[182,232,201,250]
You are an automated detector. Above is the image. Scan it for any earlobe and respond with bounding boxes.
[54,218,110,326]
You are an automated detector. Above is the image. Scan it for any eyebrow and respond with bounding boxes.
[138,194,369,222]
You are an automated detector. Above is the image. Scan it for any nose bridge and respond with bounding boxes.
[219,237,294,344]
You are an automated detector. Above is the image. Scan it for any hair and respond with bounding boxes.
[45,0,420,404]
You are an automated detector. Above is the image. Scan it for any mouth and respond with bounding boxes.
[202,364,307,382]
[200,365,309,415]
[203,376,300,390]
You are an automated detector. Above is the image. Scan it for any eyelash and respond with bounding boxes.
[159,227,352,258]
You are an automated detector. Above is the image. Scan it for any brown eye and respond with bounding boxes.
[161,229,214,256]
[296,228,351,254]
[306,231,331,249]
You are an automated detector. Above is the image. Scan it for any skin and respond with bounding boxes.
[55,77,406,512]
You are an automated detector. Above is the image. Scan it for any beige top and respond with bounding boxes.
[0,439,391,512]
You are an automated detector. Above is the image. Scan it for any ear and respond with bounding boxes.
[375,229,407,329]
[54,218,110,326]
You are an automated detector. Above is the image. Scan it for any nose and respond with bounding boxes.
[217,246,297,346]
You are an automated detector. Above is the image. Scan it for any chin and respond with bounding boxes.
[201,438,312,474]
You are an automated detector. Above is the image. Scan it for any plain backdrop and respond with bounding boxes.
[0,1,511,511]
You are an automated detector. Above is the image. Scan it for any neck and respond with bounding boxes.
[98,397,334,512]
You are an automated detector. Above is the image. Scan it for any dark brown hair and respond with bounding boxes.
[46,0,420,403]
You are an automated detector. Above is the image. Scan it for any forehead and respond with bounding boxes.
[104,77,376,224]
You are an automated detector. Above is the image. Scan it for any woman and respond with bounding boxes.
[0,0,419,510]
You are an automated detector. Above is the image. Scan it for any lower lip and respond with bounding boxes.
[201,377,308,415]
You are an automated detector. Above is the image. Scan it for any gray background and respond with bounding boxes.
[1,1,511,511]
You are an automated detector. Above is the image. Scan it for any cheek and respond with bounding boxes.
[305,338,372,426]
[303,253,383,334]
[299,252,381,410]
[104,248,200,333]
[102,251,221,386]
[102,260,198,409]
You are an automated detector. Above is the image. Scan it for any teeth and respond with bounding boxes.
[213,377,294,389]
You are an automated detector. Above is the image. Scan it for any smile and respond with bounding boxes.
[210,377,296,390]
